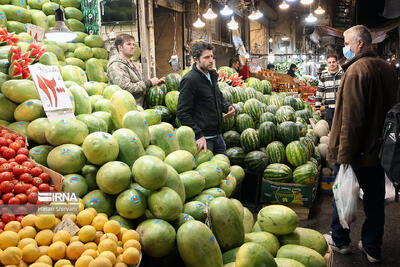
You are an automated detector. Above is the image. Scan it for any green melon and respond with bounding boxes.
[115,188,147,219]
[164,150,195,174]
[1,80,39,104]
[132,155,168,190]
[0,93,17,122]
[76,114,107,133]
[235,242,277,267]
[183,201,207,222]
[149,123,179,155]
[278,227,328,255]
[91,111,113,132]
[122,110,150,148]
[164,164,185,203]
[29,145,53,166]
[63,174,88,197]
[274,258,306,267]
[195,149,213,166]
[179,170,206,199]
[257,205,298,235]
[276,244,326,267]
[245,231,280,256]
[47,144,86,174]
[172,213,194,229]
[27,118,49,144]
[96,161,131,195]
[81,164,98,191]
[110,90,137,129]
[45,117,88,146]
[7,121,28,136]
[61,65,87,86]
[141,108,161,126]
[83,189,114,217]
[243,207,254,233]
[145,145,165,160]
[82,132,119,165]
[112,128,145,168]
[148,187,183,221]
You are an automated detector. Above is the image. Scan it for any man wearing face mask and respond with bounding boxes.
[326,25,398,262]
[315,54,343,128]
[176,41,235,155]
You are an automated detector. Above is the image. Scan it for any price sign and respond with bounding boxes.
[27,24,45,44]
[28,63,75,121]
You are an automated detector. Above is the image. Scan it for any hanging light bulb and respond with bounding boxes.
[227,16,239,30]
[305,12,317,23]
[220,2,233,16]
[254,9,263,19]
[281,35,289,41]
[248,9,259,20]
[45,8,77,42]
[314,5,325,15]
[193,15,205,28]
[300,0,313,5]
[279,1,289,9]
[269,38,273,43]
[203,2,217,19]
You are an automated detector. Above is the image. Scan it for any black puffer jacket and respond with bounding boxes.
[177,64,231,139]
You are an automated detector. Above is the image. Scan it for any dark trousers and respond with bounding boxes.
[326,108,335,129]
[331,164,385,258]
[205,135,227,156]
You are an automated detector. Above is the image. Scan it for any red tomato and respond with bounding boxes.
[2,192,14,203]
[38,173,50,183]
[14,182,26,194]
[14,154,28,164]
[0,221,3,230]
[38,183,50,192]
[0,146,8,154]
[0,181,13,193]
[36,201,44,205]
[6,139,12,145]
[30,167,43,177]
[12,165,26,177]
[0,199,3,204]
[17,147,29,155]
[49,186,56,192]
[32,177,42,187]
[0,137,7,146]
[0,129,8,134]
[0,158,6,165]
[16,215,24,222]
[1,214,15,224]
[22,161,34,170]
[26,186,38,196]
[10,134,17,141]
[9,142,21,151]
[8,197,20,205]
[0,171,13,182]
[2,148,15,160]
[14,139,25,147]
[15,193,27,204]
[0,163,10,172]
[27,192,38,203]
[19,173,33,184]
[11,179,18,185]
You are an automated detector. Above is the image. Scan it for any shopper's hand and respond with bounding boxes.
[223,106,235,118]
[196,136,207,153]
[150,77,159,86]
[315,110,322,116]
[158,77,165,83]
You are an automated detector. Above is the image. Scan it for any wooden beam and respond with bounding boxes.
[148,0,156,77]
[138,0,150,79]
[155,0,184,13]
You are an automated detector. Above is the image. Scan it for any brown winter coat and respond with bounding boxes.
[328,51,398,167]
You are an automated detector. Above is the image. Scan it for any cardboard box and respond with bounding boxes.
[260,177,319,208]
[0,125,28,147]
[319,176,335,194]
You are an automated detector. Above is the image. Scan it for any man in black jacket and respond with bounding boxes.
[177,41,235,155]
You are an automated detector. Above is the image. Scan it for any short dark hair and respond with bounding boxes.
[327,54,338,61]
[267,63,275,70]
[115,34,135,52]
[229,57,239,68]
[191,41,214,59]
[290,64,297,69]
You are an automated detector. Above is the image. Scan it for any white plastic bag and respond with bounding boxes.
[332,164,360,229]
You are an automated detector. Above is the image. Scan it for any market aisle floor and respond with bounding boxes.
[302,193,400,267]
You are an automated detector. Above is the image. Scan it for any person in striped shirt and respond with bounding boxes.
[315,54,344,128]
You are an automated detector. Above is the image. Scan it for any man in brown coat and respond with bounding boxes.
[327,25,398,262]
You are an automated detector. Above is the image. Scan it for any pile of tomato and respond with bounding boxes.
[0,129,56,229]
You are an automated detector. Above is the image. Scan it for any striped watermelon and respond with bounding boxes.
[295,98,304,110]
[275,106,296,124]
[263,163,292,183]
[175,116,182,127]
[221,89,234,105]
[266,104,279,114]
[254,91,268,104]
[223,130,241,148]
[309,158,319,168]
[222,116,235,132]
[153,105,173,123]
[246,77,262,92]
[306,129,319,145]
[296,122,307,137]
[219,82,229,90]
[261,80,272,94]
[283,96,297,110]
[235,114,255,133]
[259,112,277,125]
[227,147,246,166]
[278,121,300,145]
[230,87,241,103]
[300,137,315,159]
[145,84,166,107]
[313,149,321,164]
[293,163,319,185]
[285,141,308,167]
[268,94,283,107]
[258,121,278,146]
[232,103,243,115]
[244,98,265,121]
[238,88,248,102]
[296,117,307,125]
[266,141,286,163]
[304,101,312,110]
[245,87,258,100]
[244,151,268,173]
[165,91,179,114]
[240,128,260,152]
[295,109,312,121]
[165,73,181,92]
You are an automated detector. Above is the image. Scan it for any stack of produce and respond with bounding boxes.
[0,0,85,35]
[0,206,142,266]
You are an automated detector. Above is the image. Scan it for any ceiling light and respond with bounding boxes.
[281,35,289,41]
[254,9,263,19]
[287,0,297,2]
[305,12,317,23]
[248,10,259,20]
[314,5,325,15]
[193,15,205,28]
[45,8,77,42]
[227,16,239,30]
[268,54,275,63]
[300,0,313,5]
[279,1,289,9]
[203,3,217,19]
[269,38,273,42]
[220,4,233,16]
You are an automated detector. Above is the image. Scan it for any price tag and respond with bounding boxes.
[54,217,80,236]
[28,63,75,121]
[27,24,45,44]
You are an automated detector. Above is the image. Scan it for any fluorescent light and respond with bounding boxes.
[45,8,77,42]
[254,9,263,19]
[227,16,238,30]
[220,4,233,16]
[281,35,289,41]
[203,3,217,19]
[269,38,273,42]
[193,15,205,28]
[300,0,313,4]
[305,12,317,23]
[287,0,297,2]
[248,10,259,20]
[279,1,289,9]
[314,5,325,15]
[268,54,275,63]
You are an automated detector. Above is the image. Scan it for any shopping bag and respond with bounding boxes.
[332,164,360,229]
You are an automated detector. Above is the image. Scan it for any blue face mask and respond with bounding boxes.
[343,45,355,60]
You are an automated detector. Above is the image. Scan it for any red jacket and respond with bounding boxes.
[239,64,250,80]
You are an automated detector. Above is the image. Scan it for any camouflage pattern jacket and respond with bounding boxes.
[107,55,152,106]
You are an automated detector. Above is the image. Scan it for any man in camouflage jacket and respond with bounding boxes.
[107,34,164,106]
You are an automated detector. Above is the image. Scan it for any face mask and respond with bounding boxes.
[343,45,355,60]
